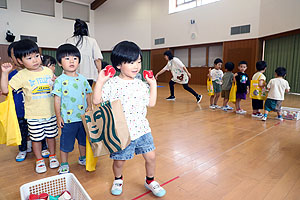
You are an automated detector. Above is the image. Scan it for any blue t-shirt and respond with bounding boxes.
[52,73,92,123]
[8,69,25,118]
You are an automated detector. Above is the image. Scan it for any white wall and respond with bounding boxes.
[259,0,300,37]
[93,0,151,50]
[151,0,261,49]
[0,0,95,48]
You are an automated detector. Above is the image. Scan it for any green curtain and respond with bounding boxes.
[41,49,63,76]
[264,34,300,93]
[102,50,151,80]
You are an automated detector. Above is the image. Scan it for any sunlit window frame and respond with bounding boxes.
[170,0,220,14]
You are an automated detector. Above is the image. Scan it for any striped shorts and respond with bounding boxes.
[27,116,58,142]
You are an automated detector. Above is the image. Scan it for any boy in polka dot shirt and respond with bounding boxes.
[93,41,166,197]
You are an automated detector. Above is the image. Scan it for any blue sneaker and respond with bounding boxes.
[111,179,123,195]
[16,151,27,162]
[144,180,166,197]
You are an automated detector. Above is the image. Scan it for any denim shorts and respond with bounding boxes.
[60,121,86,153]
[110,132,155,160]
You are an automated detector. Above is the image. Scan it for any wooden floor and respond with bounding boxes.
[1,82,300,200]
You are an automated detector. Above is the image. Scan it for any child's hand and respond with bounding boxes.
[145,75,157,87]
[97,69,111,84]
[51,75,57,82]
[155,74,159,80]
[56,116,64,128]
[1,63,13,74]
[85,106,92,112]
[234,73,238,77]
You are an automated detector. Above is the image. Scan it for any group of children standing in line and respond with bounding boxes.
[1,39,166,197]
[208,58,290,121]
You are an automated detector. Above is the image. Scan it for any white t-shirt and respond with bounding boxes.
[102,76,151,140]
[252,72,266,81]
[163,57,188,84]
[210,69,223,84]
[66,36,103,81]
[267,78,290,100]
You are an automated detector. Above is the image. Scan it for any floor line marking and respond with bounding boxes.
[131,176,180,200]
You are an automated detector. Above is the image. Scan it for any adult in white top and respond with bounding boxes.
[155,50,202,103]
[66,19,103,86]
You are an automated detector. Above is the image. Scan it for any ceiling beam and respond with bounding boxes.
[91,0,107,10]
[56,0,63,3]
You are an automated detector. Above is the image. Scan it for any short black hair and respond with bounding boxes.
[275,67,287,77]
[101,60,109,70]
[239,61,248,66]
[56,43,81,64]
[13,39,39,60]
[225,62,234,71]
[42,55,57,66]
[111,41,142,72]
[214,58,223,65]
[256,61,267,71]
[7,41,18,58]
[163,50,174,60]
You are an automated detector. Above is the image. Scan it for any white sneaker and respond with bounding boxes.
[78,157,86,166]
[221,106,227,111]
[16,151,27,162]
[261,116,267,121]
[58,165,70,174]
[49,156,59,169]
[236,110,247,114]
[111,179,123,196]
[275,116,284,121]
[214,105,221,109]
[36,159,47,174]
[27,140,32,153]
[41,149,50,158]
[225,105,233,110]
[144,181,166,197]
[209,105,216,109]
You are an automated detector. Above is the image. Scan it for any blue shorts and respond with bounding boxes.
[60,121,86,153]
[110,132,155,160]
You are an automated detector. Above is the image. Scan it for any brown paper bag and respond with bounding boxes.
[82,100,131,157]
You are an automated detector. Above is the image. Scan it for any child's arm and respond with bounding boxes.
[208,68,212,79]
[183,66,191,78]
[145,75,157,107]
[54,95,64,128]
[86,93,92,111]
[1,63,13,94]
[155,68,167,80]
[93,69,111,105]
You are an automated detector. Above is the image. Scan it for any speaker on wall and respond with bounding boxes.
[6,30,15,42]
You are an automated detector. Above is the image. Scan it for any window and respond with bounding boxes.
[21,0,54,17]
[170,0,220,13]
[208,45,223,67]
[174,48,189,67]
[191,47,206,67]
[63,1,89,22]
[177,0,196,6]
[172,43,222,67]
[0,0,7,9]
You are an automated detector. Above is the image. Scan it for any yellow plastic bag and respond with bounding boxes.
[229,82,237,103]
[86,135,98,172]
[207,78,214,96]
[249,75,267,100]
[0,86,21,146]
